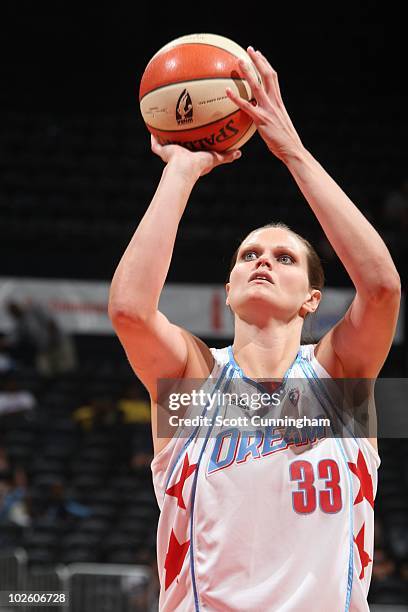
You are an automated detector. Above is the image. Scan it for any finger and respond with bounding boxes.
[247,48,283,104]
[238,59,269,106]
[245,46,269,88]
[252,50,297,131]
[226,87,260,122]
[150,134,163,156]
[150,133,158,150]
[255,49,281,96]
[217,149,242,164]
[252,48,276,75]
[209,149,242,168]
[253,51,295,122]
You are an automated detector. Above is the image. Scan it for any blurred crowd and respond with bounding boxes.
[0,298,77,379]
[0,355,156,573]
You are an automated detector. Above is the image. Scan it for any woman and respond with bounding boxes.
[109,47,400,611]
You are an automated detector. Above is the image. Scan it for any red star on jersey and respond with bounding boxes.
[354,523,372,579]
[164,529,190,590]
[348,450,374,509]
[165,453,197,510]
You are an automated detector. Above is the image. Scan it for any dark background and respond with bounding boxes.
[0,2,406,274]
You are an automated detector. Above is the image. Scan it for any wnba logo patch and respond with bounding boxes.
[176,89,193,125]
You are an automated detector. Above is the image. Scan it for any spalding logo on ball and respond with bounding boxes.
[139,33,262,152]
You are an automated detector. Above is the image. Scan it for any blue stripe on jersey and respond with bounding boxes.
[227,345,302,395]
[227,345,244,376]
[334,436,355,612]
[301,354,377,478]
[164,363,230,498]
[298,356,357,441]
[189,364,235,612]
[299,355,354,612]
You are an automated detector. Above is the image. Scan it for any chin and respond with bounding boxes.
[235,295,280,316]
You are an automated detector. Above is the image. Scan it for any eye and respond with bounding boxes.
[277,254,295,264]
[242,250,258,261]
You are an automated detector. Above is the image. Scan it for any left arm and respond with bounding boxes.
[227,47,401,378]
[283,146,401,378]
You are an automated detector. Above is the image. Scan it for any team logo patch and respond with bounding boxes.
[176,89,193,125]
[289,388,300,406]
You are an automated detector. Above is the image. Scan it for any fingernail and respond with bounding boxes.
[248,46,255,52]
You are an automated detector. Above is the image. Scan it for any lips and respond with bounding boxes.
[249,271,273,284]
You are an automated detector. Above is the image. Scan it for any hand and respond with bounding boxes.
[226,47,304,162]
[150,135,242,178]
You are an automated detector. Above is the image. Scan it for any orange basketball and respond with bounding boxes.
[139,33,262,152]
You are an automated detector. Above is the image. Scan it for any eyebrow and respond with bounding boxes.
[240,243,299,255]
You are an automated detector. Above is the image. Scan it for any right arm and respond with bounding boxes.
[108,137,241,451]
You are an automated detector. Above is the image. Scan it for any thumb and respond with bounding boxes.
[215,149,242,164]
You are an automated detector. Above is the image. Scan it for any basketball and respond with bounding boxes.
[139,33,262,152]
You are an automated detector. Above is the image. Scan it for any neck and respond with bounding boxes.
[232,316,303,379]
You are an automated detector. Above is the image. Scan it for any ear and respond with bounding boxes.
[300,289,321,318]
[225,282,230,307]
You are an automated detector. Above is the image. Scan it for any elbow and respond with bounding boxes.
[379,270,401,296]
[108,304,129,327]
[367,272,401,304]
[108,303,154,329]
[108,275,159,326]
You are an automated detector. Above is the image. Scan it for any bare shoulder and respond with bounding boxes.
[181,330,215,379]
[151,331,214,458]
[313,329,345,378]
[314,332,378,454]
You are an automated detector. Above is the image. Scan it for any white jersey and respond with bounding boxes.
[151,344,380,611]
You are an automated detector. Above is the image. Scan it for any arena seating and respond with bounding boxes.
[0,358,158,570]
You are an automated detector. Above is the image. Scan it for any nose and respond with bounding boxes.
[256,256,272,270]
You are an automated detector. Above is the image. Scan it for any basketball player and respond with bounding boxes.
[108,47,401,611]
